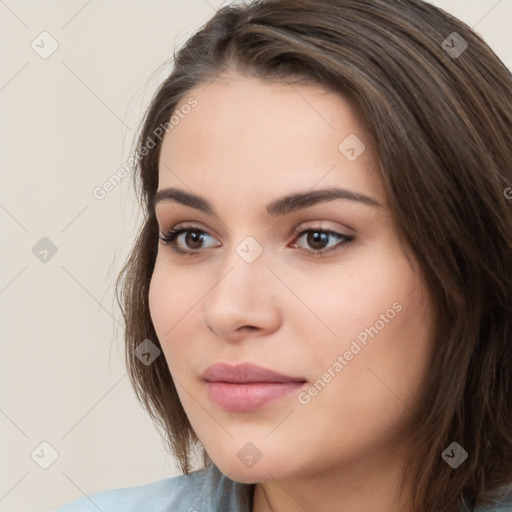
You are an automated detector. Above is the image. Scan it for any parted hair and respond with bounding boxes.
[114,1,512,511]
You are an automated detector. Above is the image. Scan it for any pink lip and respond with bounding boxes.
[201,363,307,412]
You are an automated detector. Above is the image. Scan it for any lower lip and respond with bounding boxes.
[205,381,307,412]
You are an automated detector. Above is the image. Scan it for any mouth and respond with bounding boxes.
[200,362,308,412]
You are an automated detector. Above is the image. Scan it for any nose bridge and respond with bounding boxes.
[208,234,268,305]
[201,233,278,336]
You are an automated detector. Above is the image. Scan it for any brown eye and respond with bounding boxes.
[182,230,206,250]
[159,226,219,256]
[291,229,355,257]
[306,231,330,250]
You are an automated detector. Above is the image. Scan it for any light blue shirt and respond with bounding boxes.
[55,463,251,512]
[54,462,512,512]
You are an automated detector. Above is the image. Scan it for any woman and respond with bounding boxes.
[56,0,512,510]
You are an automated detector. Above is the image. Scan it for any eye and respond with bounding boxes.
[158,224,355,257]
[290,228,355,257]
[159,225,220,256]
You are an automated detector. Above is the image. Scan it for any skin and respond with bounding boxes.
[148,71,436,512]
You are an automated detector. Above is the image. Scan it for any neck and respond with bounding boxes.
[251,443,413,512]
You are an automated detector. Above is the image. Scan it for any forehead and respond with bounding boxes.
[157,73,386,209]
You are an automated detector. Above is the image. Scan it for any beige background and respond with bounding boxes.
[0,1,510,511]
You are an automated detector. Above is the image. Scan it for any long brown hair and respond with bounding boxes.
[114,1,512,510]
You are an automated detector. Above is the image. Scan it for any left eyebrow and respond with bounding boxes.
[151,186,383,217]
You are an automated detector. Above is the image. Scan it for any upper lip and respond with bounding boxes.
[200,362,307,384]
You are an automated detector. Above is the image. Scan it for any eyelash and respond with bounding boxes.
[158,224,355,258]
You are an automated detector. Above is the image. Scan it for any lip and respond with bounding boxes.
[201,362,307,412]
[200,362,306,383]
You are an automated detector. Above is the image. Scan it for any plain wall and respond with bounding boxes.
[0,1,510,511]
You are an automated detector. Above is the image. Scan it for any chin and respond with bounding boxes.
[213,456,288,484]
[221,466,268,484]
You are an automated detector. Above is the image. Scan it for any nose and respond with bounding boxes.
[200,245,281,342]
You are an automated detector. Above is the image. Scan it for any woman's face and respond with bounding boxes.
[148,72,436,484]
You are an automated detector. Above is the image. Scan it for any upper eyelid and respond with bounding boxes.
[154,203,360,232]
[161,223,352,246]
[161,221,351,235]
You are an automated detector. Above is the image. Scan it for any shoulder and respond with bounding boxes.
[53,463,253,512]
[53,469,208,512]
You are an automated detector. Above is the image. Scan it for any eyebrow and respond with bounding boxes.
[151,186,383,217]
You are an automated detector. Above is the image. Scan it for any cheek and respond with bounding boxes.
[149,256,207,327]
[296,241,435,409]
[279,249,413,364]
[147,261,198,369]
[316,279,434,424]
